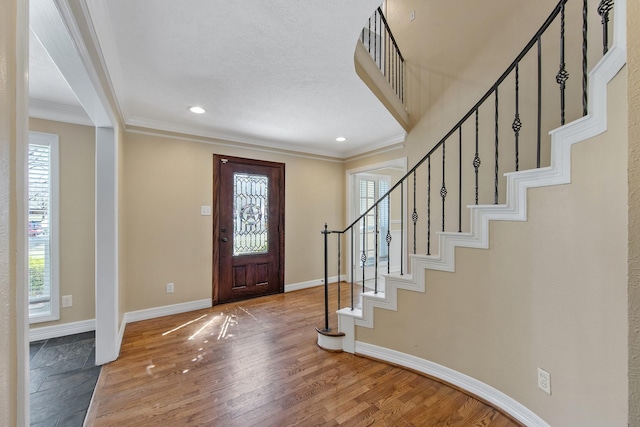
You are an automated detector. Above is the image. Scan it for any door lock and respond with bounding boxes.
[221,237,228,242]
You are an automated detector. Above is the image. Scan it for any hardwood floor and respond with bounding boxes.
[86,285,521,426]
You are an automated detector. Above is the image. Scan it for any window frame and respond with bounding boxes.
[354,173,391,269]
[28,131,60,324]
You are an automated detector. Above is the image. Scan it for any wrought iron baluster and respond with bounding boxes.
[412,171,417,254]
[441,142,447,232]
[512,63,522,171]
[374,9,378,66]
[386,32,390,79]
[458,127,462,233]
[361,216,366,293]
[582,0,588,117]
[350,227,354,310]
[473,110,481,205]
[367,17,372,54]
[396,46,400,97]
[556,1,569,126]
[494,88,499,204]
[537,37,542,168]
[598,0,614,55]
[427,156,431,255]
[337,232,341,310]
[401,59,404,103]
[400,181,404,275]
[386,193,391,274]
[374,205,379,294]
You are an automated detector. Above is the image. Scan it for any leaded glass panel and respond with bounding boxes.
[233,173,268,255]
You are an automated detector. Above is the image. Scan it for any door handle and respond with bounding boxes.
[221,237,228,242]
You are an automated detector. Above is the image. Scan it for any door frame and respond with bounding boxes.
[345,157,407,283]
[212,154,285,305]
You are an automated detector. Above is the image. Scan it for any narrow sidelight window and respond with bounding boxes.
[28,132,59,323]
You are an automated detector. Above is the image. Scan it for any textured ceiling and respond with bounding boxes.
[28,1,555,159]
[78,0,406,158]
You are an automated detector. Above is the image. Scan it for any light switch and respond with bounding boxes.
[201,205,212,216]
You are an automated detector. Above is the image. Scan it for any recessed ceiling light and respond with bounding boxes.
[336,136,347,142]
[188,106,206,114]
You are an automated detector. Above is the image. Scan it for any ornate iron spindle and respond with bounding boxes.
[556,1,569,126]
[367,17,371,54]
[494,88,499,204]
[458,127,462,233]
[401,57,404,103]
[473,110,481,205]
[412,170,417,254]
[512,63,522,171]
[386,193,391,274]
[385,31,389,78]
[582,0,588,117]
[337,232,341,310]
[400,181,404,275]
[427,156,431,255]
[374,9,378,66]
[361,216,366,293]
[441,142,447,232]
[598,0,614,55]
[374,205,379,294]
[350,227,354,310]
[537,37,542,168]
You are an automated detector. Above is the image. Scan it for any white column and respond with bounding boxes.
[95,126,119,365]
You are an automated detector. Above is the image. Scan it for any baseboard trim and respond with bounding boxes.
[355,341,550,427]
[285,275,345,292]
[124,299,212,324]
[29,319,96,342]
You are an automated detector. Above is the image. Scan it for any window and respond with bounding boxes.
[356,174,390,268]
[28,132,59,323]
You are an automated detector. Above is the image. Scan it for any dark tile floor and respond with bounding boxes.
[29,331,101,427]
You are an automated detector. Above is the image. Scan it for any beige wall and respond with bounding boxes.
[124,131,344,312]
[357,68,628,425]
[0,0,18,423]
[355,1,587,260]
[628,0,640,424]
[28,119,96,327]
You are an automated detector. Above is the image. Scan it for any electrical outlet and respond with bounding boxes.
[537,367,551,394]
[62,295,73,308]
[166,282,175,293]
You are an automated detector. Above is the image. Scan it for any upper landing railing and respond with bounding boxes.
[320,0,616,333]
[360,7,405,104]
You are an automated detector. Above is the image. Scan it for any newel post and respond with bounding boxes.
[321,223,330,332]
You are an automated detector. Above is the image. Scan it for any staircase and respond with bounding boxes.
[318,1,627,425]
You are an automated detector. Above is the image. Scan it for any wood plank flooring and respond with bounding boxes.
[86,285,522,426]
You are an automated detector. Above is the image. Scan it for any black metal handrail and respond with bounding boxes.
[320,0,615,332]
[360,7,405,104]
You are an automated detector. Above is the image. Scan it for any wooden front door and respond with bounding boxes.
[213,155,285,304]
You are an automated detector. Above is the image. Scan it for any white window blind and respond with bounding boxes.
[28,132,59,323]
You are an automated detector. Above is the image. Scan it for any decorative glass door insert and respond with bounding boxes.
[233,173,268,256]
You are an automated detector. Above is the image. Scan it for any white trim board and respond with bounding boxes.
[29,319,96,342]
[355,342,550,427]
[124,299,212,324]
[285,275,346,292]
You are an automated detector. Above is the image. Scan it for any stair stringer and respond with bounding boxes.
[332,2,626,424]
[338,0,626,339]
